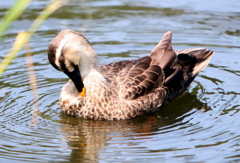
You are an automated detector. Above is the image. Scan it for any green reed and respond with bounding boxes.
[0,0,67,75]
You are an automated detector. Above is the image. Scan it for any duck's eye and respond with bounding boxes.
[59,57,64,63]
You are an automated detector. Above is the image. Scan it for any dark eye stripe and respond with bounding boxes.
[60,62,76,73]
[60,62,67,72]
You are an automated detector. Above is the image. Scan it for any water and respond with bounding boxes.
[0,0,240,162]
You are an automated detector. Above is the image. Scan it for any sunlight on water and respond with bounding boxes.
[0,0,240,162]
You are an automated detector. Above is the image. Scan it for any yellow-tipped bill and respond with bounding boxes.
[79,87,86,97]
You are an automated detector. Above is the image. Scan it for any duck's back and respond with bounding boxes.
[100,31,214,117]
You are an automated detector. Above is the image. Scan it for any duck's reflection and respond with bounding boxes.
[58,91,209,162]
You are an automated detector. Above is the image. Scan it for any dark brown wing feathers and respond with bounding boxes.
[150,31,176,71]
[116,56,163,100]
[100,60,133,80]
[100,31,214,101]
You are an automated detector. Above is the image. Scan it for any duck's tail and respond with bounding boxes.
[178,48,214,76]
[164,48,214,97]
[150,31,214,99]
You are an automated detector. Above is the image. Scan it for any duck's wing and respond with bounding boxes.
[116,56,164,100]
[100,60,133,81]
[102,31,214,102]
[150,31,177,71]
[115,31,176,100]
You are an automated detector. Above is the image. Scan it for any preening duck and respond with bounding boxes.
[48,29,214,120]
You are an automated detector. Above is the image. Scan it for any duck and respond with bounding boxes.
[48,29,214,120]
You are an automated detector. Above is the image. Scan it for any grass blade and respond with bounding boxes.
[0,0,67,75]
[0,0,32,41]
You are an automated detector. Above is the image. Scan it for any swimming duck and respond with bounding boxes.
[48,29,214,120]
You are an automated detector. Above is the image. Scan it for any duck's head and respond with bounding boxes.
[47,29,99,96]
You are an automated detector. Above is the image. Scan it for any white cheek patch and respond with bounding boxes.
[68,50,81,66]
[55,38,69,68]
[65,60,75,72]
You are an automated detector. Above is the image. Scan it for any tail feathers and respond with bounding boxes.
[164,48,214,92]
[177,48,214,76]
[188,49,214,76]
[150,32,214,93]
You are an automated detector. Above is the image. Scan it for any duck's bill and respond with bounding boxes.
[64,65,84,94]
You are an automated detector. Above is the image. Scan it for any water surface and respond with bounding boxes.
[0,0,240,162]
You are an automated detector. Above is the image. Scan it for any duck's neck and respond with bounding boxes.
[83,69,111,98]
[79,61,99,78]
[78,48,100,78]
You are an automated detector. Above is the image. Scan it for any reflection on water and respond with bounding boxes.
[0,0,240,162]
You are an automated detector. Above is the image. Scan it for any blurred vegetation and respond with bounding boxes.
[0,0,67,75]
[0,0,67,125]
